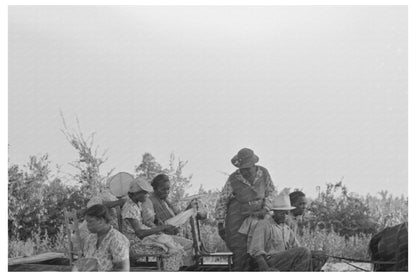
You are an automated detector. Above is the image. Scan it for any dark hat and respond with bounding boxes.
[231,148,259,168]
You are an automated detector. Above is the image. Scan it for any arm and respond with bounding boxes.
[103,198,126,209]
[214,179,233,223]
[125,218,172,239]
[255,255,272,271]
[262,168,276,212]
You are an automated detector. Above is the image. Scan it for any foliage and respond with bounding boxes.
[134,152,192,211]
[60,115,114,200]
[304,182,379,237]
[8,155,50,240]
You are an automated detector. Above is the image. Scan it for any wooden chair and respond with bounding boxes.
[189,215,233,271]
[63,208,83,266]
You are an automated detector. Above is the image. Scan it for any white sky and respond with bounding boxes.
[8,6,408,197]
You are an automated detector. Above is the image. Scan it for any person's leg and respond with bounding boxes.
[266,247,312,271]
[230,233,250,271]
[232,247,250,271]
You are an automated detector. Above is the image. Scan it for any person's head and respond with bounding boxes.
[128,177,152,203]
[84,204,111,233]
[272,209,290,224]
[231,148,259,177]
[151,174,171,200]
[289,191,307,216]
[271,192,296,224]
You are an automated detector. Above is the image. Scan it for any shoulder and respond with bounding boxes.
[257,166,270,175]
[255,218,274,231]
[121,199,140,218]
[110,228,129,244]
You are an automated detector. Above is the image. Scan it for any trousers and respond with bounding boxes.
[266,247,312,271]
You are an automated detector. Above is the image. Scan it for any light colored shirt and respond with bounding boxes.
[214,166,275,223]
[83,226,130,271]
[121,197,150,238]
[248,217,299,257]
[78,190,120,244]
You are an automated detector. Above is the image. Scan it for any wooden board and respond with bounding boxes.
[8,264,71,272]
[8,252,67,266]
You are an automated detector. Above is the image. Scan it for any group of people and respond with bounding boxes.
[74,173,197,271]
[214,148,327,271]
[73,147,326,271]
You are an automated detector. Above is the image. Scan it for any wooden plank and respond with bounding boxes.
[8,252,67,266]
[8,263,71,272]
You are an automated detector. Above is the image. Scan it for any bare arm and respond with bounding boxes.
[126,218,173,239]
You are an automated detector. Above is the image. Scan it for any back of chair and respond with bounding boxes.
[63,208,83,265]
[189,215,203,259]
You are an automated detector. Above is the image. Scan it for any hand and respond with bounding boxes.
[218,222,226,241]
[164,226,179,235]
[162,224,177,233]
[117,197,127,206]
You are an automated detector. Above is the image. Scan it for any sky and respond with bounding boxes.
[8,6,408,198]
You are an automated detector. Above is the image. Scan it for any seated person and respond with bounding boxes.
[248,193,313,271]
[121,176,187,271]
[288,190,328,271]
[78,187,127,245]
[75,204,129,272]
[142,174,207,229]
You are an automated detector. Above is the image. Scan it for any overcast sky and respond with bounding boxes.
[8,6,407,197]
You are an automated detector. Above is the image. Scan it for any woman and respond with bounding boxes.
[141,174,200,266]
[75,204,130,271]
[215,148,276,271]
[77,185,127,248]
[121,176,186,271]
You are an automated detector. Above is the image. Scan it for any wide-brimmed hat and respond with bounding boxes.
[231,148,259,168]
[271,193,296,210]
[129,176,153,193]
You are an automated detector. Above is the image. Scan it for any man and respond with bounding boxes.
[215,148,275,271]
[288,191,307,237]
[248,192,312,271]
[288,190,328,271]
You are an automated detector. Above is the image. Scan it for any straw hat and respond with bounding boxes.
[271,192,296,210]
[108,172,135,197]
[231,148,259,168]
[129,176,153,193]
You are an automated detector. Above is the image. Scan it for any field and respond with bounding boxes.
[8,128,408,271]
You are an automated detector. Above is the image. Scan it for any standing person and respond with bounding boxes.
[248,193,312,271]
[215,148,275,271]
[288,190,328,271]
[75,204,130,271]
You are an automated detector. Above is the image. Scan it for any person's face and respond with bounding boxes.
[155,181,170,200]
[85,215,106,234]
[240,165,256,179]
[292,196,307,216]
[272,210,289,224]
[130,190,148,203]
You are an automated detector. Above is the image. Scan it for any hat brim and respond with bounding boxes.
[271,206,296,210]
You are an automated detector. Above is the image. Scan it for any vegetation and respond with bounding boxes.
[8,122,408,263]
